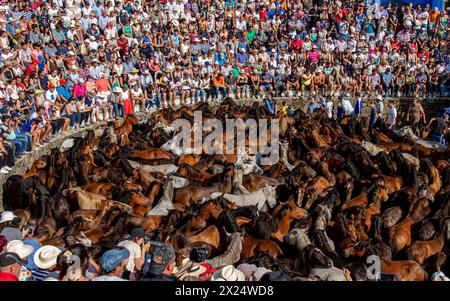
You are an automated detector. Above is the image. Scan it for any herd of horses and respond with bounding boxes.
[2,99,450,281]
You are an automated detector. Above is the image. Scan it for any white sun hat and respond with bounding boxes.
[6,240,34,259]
[34,246,62,270]
[212,265,245,281]
[0,211,17,224]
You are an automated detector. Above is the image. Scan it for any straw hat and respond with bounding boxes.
[113,87,123,93]
[34,246,62,270]
[179,264,207,280]
[212,265,245,281]
[6,240,34,259]
[131,68,139,73]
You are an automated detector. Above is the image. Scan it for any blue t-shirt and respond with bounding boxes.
[23,238,41,270]
[382,72,394,85]
[363,21,375,33]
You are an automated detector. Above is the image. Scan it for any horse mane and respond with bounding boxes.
[118,190,134,206]
[63,216,84,236]
[218,210,240,233]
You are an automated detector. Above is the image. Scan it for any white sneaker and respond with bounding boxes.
[0,168,9,174]
[4,166,12,171]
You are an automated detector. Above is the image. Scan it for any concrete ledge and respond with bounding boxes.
[0,121,108,211]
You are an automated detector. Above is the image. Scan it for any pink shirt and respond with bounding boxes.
[73,84,87,98]
[307,50,320,63]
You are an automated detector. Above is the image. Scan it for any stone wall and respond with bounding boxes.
[0,122,107,212]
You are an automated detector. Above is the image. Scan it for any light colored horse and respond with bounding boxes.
[128,160,178,175]
[361,140,385,157]
[205,232,243,268]
[146,176,190,216]
[207,185,277,211]
[280,141,295,171]
[310,267,352,281]
[396,126,447,150]
[63,187,107,210]
[235,152,264,175]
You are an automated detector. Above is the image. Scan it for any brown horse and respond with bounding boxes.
[130,148,175,162]
[173,169,233,211]
[84,182,116,196]
[241,234,284,260]
[380,259,428,281]
[115,115,140,145]
[242,173,282,192]
[303,176,334,210]
[178,154,202,166]
[406,234,445,264]
[271,198,308,241]
[387,215,414,254]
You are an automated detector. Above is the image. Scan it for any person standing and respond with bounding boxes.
[386,100,397,130]
[407,98,422,136]
[325,96,333,119]
[340,95,354,116]
[117,228,150,280]
[375,95,384,122]
[354,92,363,118]
[369,101,377,128]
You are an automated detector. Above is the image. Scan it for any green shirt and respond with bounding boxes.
[232,67,240,78]
[246,30,256,43]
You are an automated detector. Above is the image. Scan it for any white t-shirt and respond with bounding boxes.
[45,90,59,104]
[117,240,141,272]
[326,101,333,118]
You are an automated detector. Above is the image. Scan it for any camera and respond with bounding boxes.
[189,247,209,263]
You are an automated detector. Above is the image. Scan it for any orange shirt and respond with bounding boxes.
[96,78,110,91]
[430,11,440,23]
[212,76,225,87]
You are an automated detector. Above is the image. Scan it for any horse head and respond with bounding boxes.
[262,185,277,208]
[305,245,333,269]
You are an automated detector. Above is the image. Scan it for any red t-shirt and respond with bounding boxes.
[25,64,37,77]
[291,39,303,51]
[117,39,129,53]
[259,9,267,21]
[0,272,19,281]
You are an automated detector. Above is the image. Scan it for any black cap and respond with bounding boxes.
[0,252,25,268]
[148,244,175,275]
[130,228,146,239]
[2,114,11,121]
[260,271,292,281]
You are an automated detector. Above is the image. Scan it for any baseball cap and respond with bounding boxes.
[148,244,175,275]
[100,248,130,273]
[130,228,146,239]
[0,252,25,268]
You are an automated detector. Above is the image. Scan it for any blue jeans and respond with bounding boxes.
[18,133,32,151]
[113,103,125,118]
[440,83,449,97]
[214,87,227,99]
[12,139,25,155]
[68,113,81,127]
